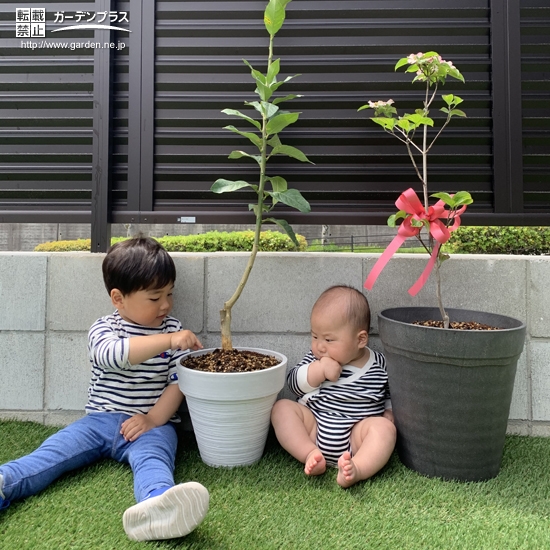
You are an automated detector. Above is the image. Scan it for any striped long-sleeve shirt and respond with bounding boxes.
[86,311,186,419]
[287,348,391,420]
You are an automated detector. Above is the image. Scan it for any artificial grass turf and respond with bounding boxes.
[1,420,549,550]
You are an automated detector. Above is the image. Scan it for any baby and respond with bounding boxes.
[271,285,396,488]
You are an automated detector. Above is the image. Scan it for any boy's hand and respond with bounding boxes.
[120,414,157,441]
[319,356,342,382]
[170,330,203,352]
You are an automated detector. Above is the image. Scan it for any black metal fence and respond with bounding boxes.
[0,1,548,251]
[309,234,421,252]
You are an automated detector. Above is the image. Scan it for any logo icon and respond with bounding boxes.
[51,10,131,34]
[15,8,131,37]
[16,8,45,38]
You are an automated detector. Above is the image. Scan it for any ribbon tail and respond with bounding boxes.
[364,234,407,290]
[408,243,441,296]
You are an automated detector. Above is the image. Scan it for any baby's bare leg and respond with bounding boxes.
[336,416,396,488]
[271,399,326,476]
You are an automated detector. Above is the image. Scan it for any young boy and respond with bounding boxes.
[0,236,209,541]
[271,285,396,488]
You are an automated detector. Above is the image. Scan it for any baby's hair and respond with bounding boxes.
[102,235,176,296]
[313,285,371,331]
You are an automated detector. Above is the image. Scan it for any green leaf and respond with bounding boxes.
[431,192,454,206]
[252,98,281,116]
[405,113,434,127]
[267,135,282,148]
[228,150,262,164]
[395,57,410,71]
[442,94,464,107]
[270,188,311,212]
[452,191,474,206]
[223,125,262,148]
[266,112,300,135]
[267,58,281,85]
[271,144,312,163]
[250,202,271,215]
[250,200,271,213]
[264,217,299,246]
[211,179,253,193]
[450,109,467,117]
[372,117,396,130]
[221,109,261,130]
[242,59,266,85]
[262,101,279,119]
[387,210,407,227]
[270,74,300,93]
[266,176,287,193]
[244,101,262,114]
[397,119,412,132]
[273,94,301,105]
[264,0,291,36]
[239,100,276,120]
[448,67,465,82]
[255,80,273,102]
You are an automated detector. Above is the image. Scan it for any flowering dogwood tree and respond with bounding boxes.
[360,52,473,328]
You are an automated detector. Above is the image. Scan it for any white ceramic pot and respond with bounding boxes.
[177,347,288,467]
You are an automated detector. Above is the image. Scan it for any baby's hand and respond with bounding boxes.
[319,356,342,382]
[120,414,156,441]
[170,330,203,352]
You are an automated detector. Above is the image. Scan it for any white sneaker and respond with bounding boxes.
[123,482,209,541]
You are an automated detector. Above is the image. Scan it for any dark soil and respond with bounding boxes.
[413,320,501,330]
[181,348,280,373]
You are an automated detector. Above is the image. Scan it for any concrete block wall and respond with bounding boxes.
[0,251,548,435]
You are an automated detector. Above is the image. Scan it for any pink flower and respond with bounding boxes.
[425,55,442,64]
[407,52,423,64]
[368,99,394,109]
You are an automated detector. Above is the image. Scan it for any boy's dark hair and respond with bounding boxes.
[314,285,371,331]
[102,236,176,295]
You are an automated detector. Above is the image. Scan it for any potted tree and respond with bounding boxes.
[177,0,312,467]
[360,53,526,481]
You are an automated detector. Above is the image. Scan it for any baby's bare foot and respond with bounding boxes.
[304,449,326,476]
[337,451,360,488]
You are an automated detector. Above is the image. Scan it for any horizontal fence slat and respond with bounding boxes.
[0,0,548,227]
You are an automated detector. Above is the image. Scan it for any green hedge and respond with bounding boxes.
[34,231,307,253]
[34,237,126,252]
[447,226,550,255]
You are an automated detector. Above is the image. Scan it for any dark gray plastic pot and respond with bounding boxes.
[378,307,526,482]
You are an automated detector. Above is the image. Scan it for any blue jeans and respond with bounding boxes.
[0,413,178,504]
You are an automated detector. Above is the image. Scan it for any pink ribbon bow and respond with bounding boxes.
[364,188,465,296]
